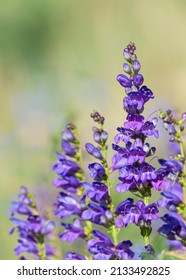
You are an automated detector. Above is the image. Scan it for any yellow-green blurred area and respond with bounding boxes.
[1,0,186,259]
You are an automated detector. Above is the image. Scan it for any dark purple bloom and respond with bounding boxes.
[60,219,86,242]
[142,203,159,222]
[115,199,158,228]
[110,153,128,171]
[124,92,144,114]
[117,74,132,88]
[128,147,146,164]
[83,182,110,206]
[139,86,154,102]
[88,163,106,181]
[87,230,114,260]
[140,163,156,183]
[114,127,135,144]
[158,159,183,174]
[53,176,81,193]
[54,193,86,219]
[115,240,134,260]
[115,199,142,227]
[52,157,80,177]
[159,214,186,242]
[140,121,159,138]
[158,183,184,212]
[124,114,144,131]
[81,203,113,226]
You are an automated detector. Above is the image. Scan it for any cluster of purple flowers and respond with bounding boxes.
[10,43,186,260]
[9,186,56,259]
[157,110,186,251]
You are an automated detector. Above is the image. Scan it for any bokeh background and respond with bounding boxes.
[1,0,186,259]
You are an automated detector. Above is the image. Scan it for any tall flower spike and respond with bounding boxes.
[158,111,186,254]
[52,124,90,259]
[112,43,164,252]
[10,186,56,259]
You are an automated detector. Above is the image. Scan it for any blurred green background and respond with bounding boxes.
[1,0,186,259]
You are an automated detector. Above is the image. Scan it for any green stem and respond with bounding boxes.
[178,125,186,220]
[143,235,150,246]
[111,224,118,245]
[38,242,47,260]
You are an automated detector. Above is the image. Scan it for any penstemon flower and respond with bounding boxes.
[9,42,186,260]
[9,186,56,259]
[157,110,186,258]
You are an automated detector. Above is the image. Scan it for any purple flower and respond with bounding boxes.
[158,159,183,174]
[115,240,134,260]
[87,230,114,260]
[117,74,132,88]
[88,163,106,181]
[139,86,154,102]
[158,183,184,212]
[85,143,103,160]
[61,140,76,157]
[159,214,186,241]
[124,92,144,114]
[88,230,134,260]
[60,219,86,242]
[81,203,113,226]
[115,199,158,228]
[10,188,56,260]
[65,252,86,260]
[115,199,142,227]
[140,121,159,138]
[124,114,144,131]
[54,193,86,219]
[114,127,135,144]
[140,163,156,183]
[52,156,80,176]
[83,182,110,206]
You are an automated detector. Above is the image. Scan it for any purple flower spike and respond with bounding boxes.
[117,74,132,88]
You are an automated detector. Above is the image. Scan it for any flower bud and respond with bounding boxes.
[123,51,131,61]
[101,131,108,143]
[132,60,141,73]
[133,74,144,87]
[93,131,101,144]
[123,63,132,74]
[117,74,132,88]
